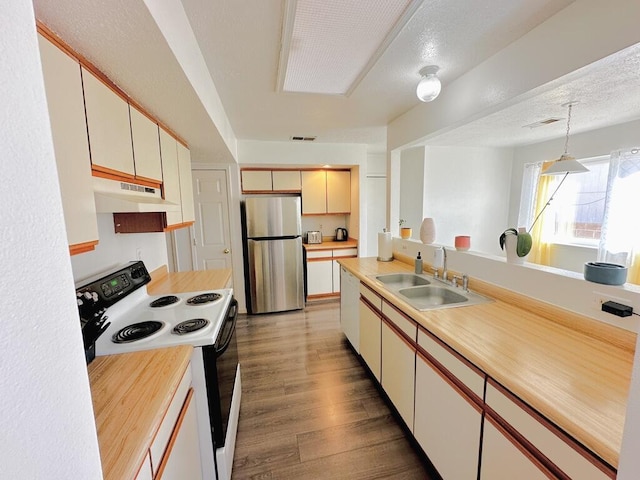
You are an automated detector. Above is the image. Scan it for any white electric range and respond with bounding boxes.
[76,261,240,480]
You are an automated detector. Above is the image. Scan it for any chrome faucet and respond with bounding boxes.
[440,246,448,282]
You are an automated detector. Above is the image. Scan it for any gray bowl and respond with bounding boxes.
[584,262,628,285]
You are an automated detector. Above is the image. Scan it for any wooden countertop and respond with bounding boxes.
[88,345,193,480]
[304,239,358,251]
[147,266,232,294]
[339,257,635,469]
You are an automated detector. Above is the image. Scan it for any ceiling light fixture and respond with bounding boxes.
[416,65,441,102]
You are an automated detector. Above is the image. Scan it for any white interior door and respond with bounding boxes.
[192,170,232,270]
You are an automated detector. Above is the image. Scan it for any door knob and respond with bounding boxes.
[224,248,230,254]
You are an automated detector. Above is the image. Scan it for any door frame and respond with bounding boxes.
[191,163,247,313]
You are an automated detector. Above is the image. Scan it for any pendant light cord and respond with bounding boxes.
[563,103,572,155]
[527,172,569,234]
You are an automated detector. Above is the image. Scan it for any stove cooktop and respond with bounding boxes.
[95,288,233,356]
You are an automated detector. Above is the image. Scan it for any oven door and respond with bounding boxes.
[202,297,238,448]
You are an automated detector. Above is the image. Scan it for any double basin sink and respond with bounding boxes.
[370,272,492,311]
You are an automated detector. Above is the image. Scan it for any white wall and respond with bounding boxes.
[0,3,102,478]
[71,214,169,282]
[399,147,426,237]
[238,140,367,166]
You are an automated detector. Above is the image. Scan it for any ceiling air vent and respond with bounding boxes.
[290,136,317,141]
[522,117,563,129]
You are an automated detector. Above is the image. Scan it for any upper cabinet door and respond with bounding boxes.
[130,105,162,183]
[301,170,327,214]
[177,142,195,224]
[241,170,272,192]
[272,170,301,191]
[82,66,135,176]
[160,128,182,227]
[38,34,99,253]
[326,170,350,213]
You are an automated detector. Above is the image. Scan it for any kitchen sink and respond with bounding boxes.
[370,272,492,311]
[397,284,492,311]
[374,273,430,288]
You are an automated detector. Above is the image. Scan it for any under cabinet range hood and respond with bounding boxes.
[93,177,179,213]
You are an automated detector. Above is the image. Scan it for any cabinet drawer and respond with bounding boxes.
[382,300,417,342]
[150,364,193,474]
[306,249,332,259]
[417,329,484,399]
[333,248,358,257]
[485,381,613,480]
[360,284,382,311]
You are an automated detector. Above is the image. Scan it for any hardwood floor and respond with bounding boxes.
[232,299,436,479]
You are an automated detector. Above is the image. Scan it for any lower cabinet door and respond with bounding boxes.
[481,417,553,480]
[359,298,381,381]
[381,320,415,430]
[134,453,152,480]
[156,389,203,480]
[307,260,333,296]
[414,353,482,479]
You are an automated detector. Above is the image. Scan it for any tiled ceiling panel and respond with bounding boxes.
[282,0,415,95]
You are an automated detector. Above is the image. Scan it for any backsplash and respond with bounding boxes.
[71,214,168,283]
[301,214,348,239]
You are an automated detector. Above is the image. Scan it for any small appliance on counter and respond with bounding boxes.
[304,230,323,244]
[335,228,348,241]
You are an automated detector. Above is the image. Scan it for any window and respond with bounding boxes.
[519,156,609,247]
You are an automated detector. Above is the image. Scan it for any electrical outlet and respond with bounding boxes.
[592,291,630,312]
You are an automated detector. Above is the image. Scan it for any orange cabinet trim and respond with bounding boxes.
[415,346,484,413]
[69,240,99,256]
[487,378,617,478]
[164,221,194,233]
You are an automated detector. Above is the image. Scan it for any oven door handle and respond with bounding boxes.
[215,298,238,356]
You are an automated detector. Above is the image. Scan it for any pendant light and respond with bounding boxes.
[528,101,589,233]
[543,102,589,175]
[416,65,441,102]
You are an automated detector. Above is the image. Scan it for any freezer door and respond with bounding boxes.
[247,237,304,314]
[245,196,301,238]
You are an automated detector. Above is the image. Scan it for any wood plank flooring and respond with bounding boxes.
[232,299,436,479]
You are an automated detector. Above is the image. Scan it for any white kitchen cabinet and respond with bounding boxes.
[82,66,135,176]
[481,417,552,480]
[301,170,351,214]
[301,170,327,214]
[134,453,152,480]
[306,248,357,297]
[160,128,182,228]
[272,170,301,191]
[130,105,162,183]
[326,170,351,213]
[156,388,203,480]
[241,170,272,191]
[381,319,416,430]
[414,329,484,480]
[307,259,333,296]
[177,142,195,224]
[359,286,382,381]
[38,34,99,255]
[484,381,613,480]
[339,267,360,352]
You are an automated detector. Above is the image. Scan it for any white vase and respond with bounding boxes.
[505,232,526,264]
[420,218,436,244]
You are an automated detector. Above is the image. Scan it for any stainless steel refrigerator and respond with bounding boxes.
[243,195,304,314]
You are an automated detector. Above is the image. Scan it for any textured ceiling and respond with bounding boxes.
[33,0,640,163]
